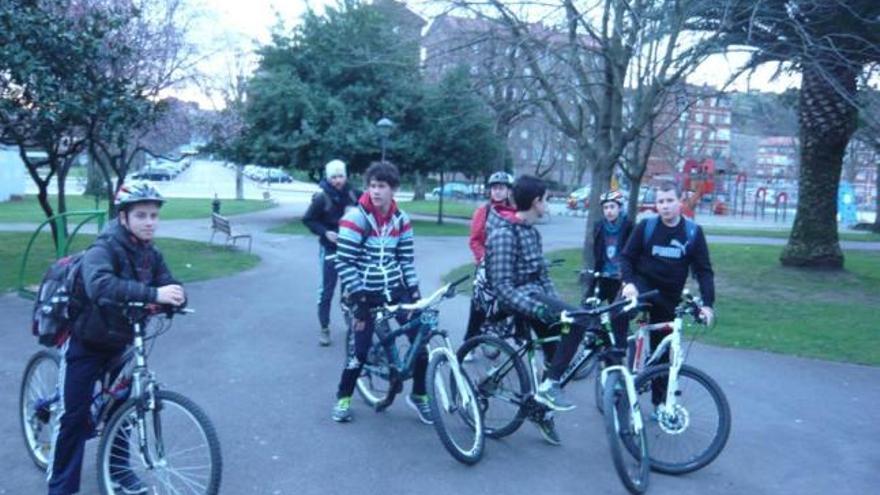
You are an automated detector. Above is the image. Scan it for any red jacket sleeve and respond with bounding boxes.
[469,204,488,264]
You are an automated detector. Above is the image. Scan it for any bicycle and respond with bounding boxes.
[20,303,223,494]
[622,290,732,475]
[458,293,657,494]
[347,276,485,465]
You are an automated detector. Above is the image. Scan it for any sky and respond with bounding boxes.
[178,0,799,109]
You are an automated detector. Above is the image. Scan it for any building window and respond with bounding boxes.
[520,129,529,139]
[708,114,716,124]
[717,129,730,140]
[696,113,704,123]
[694,130,702,140]
[520,149,528,160]
[524,67,532,76]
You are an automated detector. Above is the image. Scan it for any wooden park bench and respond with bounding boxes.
[210,213,253,253]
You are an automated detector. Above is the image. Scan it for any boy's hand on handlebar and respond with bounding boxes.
[156,285,185,306]
[621,283,638,300]
[699,306,715,326]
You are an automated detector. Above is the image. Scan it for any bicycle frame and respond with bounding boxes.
[629,297,700,418]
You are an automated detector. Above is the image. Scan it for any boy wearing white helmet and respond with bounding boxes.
[47,182,185,495]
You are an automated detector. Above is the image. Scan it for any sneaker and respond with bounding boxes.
[406,394,434,425]
[535,379,576,412]
[319,327,331,347]
[111,470,149,495]
[332,397,353,422]
[534,415,561,446]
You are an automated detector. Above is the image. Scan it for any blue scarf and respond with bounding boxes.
[602,213,626,236]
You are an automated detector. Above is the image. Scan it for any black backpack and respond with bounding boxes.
[31,252,88,347]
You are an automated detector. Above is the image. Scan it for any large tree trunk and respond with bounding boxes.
[582,157,614,269]
[235,164,244,200]
[780,64,859,269]
[412,170,426,201]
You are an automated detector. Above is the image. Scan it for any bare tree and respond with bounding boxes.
[437,0,734,266]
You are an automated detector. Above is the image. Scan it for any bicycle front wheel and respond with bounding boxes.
[635,364,731,474]
[20,350,61,471]
[457,334,529,438]
[97,390,222,495]
[427,352,484,465]
[603,371,650,494]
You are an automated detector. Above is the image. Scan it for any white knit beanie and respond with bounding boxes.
[325,159,347,178]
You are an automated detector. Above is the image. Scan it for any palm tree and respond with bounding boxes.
[696,0,880,268]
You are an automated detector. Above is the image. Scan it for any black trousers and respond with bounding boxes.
[336,290,427,399]
[516,294,588,382]
[48,337,130,495]
[611,280,680,405]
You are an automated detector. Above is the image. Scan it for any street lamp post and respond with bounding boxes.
[376,117,394,163]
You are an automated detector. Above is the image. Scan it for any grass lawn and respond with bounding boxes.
[0,195,275,223]
[402,200,480,220]
[446,244,880,365]
[269,218,470,236]
[1,232,260,293]
[703,226,880,243]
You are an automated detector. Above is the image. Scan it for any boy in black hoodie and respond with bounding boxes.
[48,182,185,495]
[619,181,715,404]
[303,159,360,346]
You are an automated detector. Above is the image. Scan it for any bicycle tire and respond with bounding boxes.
[19,349,61,471]
[352,324,399,409]
[427,352,484,465]
[594,364,605,415]
[457,334,529,438]
[634,364,731,474]
[97,390,222,495]
[603,371,650,494]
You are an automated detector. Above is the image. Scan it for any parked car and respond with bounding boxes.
[132,165,175,181]
[264,169,293,183]
[431,182,478,200]
[566,186,590,210]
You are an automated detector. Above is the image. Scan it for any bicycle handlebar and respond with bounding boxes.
[561,290,660,322]
[384,274,471,314]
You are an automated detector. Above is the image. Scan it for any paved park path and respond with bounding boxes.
[1,202,878,494]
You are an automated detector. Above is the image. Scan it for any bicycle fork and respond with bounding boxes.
[429,337,475,413]
[600,366,645,435]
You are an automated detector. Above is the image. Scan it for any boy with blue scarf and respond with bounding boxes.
[589,190,634,302]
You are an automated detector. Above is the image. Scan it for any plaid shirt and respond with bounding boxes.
[484,209,558,320]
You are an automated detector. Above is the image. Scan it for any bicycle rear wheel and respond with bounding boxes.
[603,371,650,494]
[97,390,222,495]
[635,364,731,474]
[427,351,484,465]
[19,350,61,470]
[457,334,529,438]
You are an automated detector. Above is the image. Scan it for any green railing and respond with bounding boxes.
[17,210,106,299]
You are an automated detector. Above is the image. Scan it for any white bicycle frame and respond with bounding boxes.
[630,309,689,417]
[600,365,645,435]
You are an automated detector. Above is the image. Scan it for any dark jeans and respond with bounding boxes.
[317,246,339,329]
[48,337,130,495]
[611,280,680,405]
[516,294,587,382]
[336,289,427,399]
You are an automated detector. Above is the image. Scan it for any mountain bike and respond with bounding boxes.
[623,290,731,474]
[20,303,222,494]
[348,276,485,465]
[459,293,657,493]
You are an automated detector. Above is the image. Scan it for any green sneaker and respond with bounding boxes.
[332,397,353,422]
[534,415,561,446]
[406,394,434,425]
